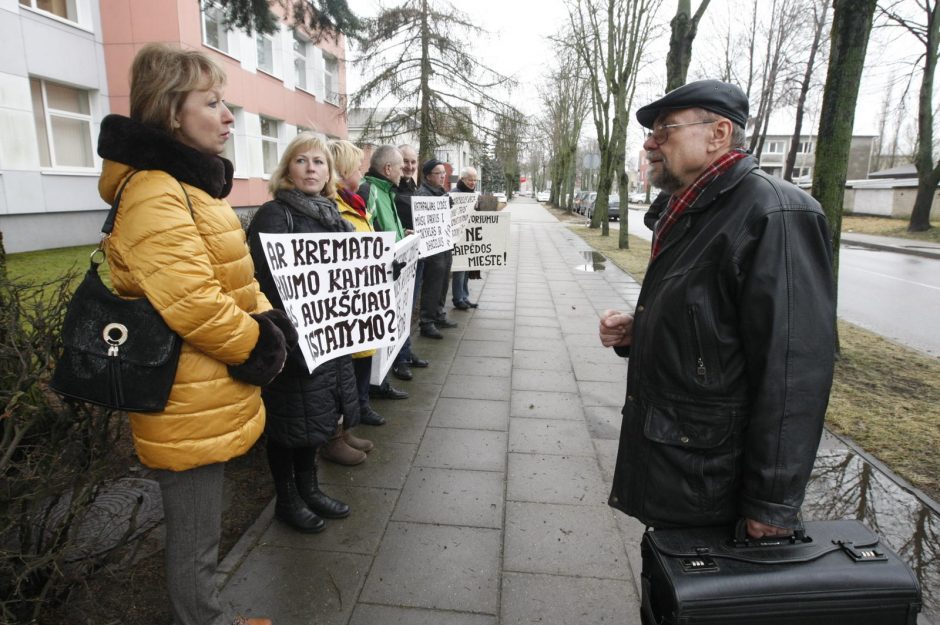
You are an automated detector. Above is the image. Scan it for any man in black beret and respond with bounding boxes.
[414,158,458,339]
[599,80,836,540]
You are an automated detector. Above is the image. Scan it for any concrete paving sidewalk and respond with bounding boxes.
[840,231,940,259]
[217,200,649,625]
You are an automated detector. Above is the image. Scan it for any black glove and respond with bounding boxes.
[228,312,289,386]
[256,309,298,347]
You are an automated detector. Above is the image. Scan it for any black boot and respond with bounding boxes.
[296,464,350,519]
[273,477,325,533]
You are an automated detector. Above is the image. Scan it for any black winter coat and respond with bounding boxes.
[247,196,360,448]
[609,154,835,530]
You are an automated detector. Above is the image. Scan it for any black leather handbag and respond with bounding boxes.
[51,172,189,412]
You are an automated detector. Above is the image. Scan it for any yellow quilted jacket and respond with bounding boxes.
[99,161,270,471]
[336,187,377,359]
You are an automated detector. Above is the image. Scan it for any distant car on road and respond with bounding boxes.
[608,194,620,220]
[536,190,550,202]
[583,192,598,217]
[574,190,590,214]
[629,191,648,204]
[492,192,507,204]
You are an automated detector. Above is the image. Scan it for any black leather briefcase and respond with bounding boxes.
[640,520,921,625]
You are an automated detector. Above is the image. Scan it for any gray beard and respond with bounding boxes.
[651,165,683,194]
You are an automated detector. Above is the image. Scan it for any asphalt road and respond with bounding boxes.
[599,206,940,358]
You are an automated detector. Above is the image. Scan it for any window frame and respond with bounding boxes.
[293,33,310,93]
[201,1,231,56]
[765,140,785,154]
[19,0,81,26]
[322,52,339,105]
[799,140,814,154]
[256,32,275,75]
[30,77,96,172]
[260,116,281,176]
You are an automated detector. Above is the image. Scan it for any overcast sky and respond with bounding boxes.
[344,0,928,155]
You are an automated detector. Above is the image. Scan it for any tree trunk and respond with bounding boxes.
[665,0,711,91]
[908,0,940,232]
[811,0,877,353]
[784,2,827,182]
[417,0,434,164]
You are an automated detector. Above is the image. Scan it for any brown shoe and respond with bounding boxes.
[320,433,367,466]
[343,428,374,452]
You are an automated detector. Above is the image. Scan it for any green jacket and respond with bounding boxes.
[360,172,405,241]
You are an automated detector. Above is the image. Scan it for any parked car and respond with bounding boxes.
[583,192,598,217]
[629,191,648,204]
[574,190,590,214]
[492,192,507,204]
[608,194,620,220]
[536,190,551,202]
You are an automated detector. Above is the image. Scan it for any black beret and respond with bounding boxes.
[636,79,748,129]
[421,158,444,176]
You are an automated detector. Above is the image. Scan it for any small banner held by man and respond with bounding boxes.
[257,231,399,373]
[411,195,452,258]
[451,212,511,271]
[448,192,477,239]
[370,234,420,384]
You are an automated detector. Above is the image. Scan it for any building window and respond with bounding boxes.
[257,33,274,74]
[201,1,229,54]
[795,166,812,179]
[19,0,77,22]
[799,140,814,154]
[765,140,785,154]
[30,78,94,169]
[323,52,339,105]
[294,34,308,91]
[260,116,280,175]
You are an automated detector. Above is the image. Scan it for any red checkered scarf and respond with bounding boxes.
[650,149,747,261]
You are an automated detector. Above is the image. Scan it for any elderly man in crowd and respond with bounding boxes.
[449,166,480,310]
[599,80,836,540]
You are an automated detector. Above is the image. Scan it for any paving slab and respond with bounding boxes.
[441,372,512,401]
[359,522,501,613]
[584,405,624,441]
[515,324,563,340]
[514,314,561,328]
[511,390,585,421]
[414,427,508,472]
[430,397,509,431]
[512,349,573,371]
[349,605,496,625]
[461,327,515,343]
[511,369,579,393]
[507,452,609,506]
[318,441,417,490]
[578,380,628,407]
[393,466,504,528]
[449,355,512,377]
[513,336,570,353]
[509,417,595,456]
[457,339,515,358]
[221,547,371,625]
[503,501,629,579]
[501,572,641,625]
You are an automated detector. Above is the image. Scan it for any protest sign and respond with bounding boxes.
[257,231,398,373]
[370,234,420,384]
[411,195,452,258]
[449,192,477,240]
[451,211,512,271]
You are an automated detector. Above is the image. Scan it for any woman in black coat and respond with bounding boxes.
[247,132,361,533]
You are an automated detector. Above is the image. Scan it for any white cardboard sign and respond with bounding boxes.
[450,212,512,271]
[370,234,420,384]
[411,195,452,258]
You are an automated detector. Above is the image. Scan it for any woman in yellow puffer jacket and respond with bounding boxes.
[97,44,288,625]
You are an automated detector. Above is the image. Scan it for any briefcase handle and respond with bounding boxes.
[732,518,810,547]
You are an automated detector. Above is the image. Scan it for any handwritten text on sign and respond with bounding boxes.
[370,234,420,384]
[258,231,398,373]
[451,212,511,271]
[449,192,477,241]
[411,195,452,258]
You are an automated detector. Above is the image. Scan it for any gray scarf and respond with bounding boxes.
[276,188,354,232]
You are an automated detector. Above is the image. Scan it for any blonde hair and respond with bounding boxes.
[329,140,364,182]
[130,43,227,133]
[269,132,336,198]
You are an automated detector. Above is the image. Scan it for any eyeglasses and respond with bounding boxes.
[429,169,446,176]
[645,120,716,145]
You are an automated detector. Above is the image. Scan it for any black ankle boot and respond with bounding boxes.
[274,478,325,533]
[296,467,350,519]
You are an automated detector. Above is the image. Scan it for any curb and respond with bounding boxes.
[218,498,275,582]
[840,236,940,260]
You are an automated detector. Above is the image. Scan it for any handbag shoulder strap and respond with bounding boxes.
[101,170,195,235]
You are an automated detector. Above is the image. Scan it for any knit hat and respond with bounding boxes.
[421,158,445,176]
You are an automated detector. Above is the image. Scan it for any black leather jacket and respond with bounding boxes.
[609,154,836,530]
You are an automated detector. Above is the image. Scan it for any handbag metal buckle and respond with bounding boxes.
[103,323,128,357]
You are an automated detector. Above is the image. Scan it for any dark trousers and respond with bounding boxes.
[353,356,372,410]
[420,250,450,324]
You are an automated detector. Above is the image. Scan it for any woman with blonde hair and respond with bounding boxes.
[247,132,362,532]
[328,139,391,434]
[96,43,283,625]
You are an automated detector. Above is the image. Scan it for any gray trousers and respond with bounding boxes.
[155,462,229,625]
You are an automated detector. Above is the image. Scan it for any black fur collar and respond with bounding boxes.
[97,114,234,198]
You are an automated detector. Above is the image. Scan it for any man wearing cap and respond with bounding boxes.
[415,158,458,339]
[598,80,836,539]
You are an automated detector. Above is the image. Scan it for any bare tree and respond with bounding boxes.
[665,0,712,90]
[350,0,518,164]
[566,0,662,245]
[880,0,940,232]
[784,1,830,182]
